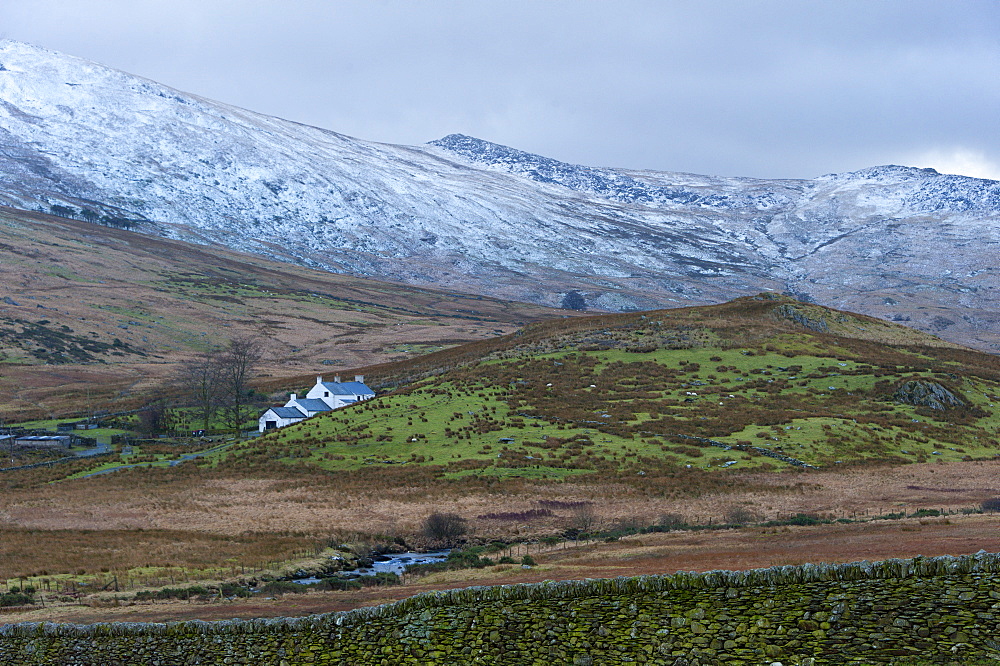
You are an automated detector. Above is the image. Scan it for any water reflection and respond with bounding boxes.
[357,550,452,576]
[291,550,451,584]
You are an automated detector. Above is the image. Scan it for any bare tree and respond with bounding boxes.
[138,398,172,437]
[723,505,762,526]
[215,335,263,433]
[175,352,221,432]
[656,512,687,530]
[571,503,598,534]
[422,512,468,544]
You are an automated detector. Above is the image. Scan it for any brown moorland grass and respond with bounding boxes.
[0,528,318,580]
[2,458,999,581]
[4,512,999,626]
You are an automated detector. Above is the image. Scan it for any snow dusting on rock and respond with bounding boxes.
[1,40,999,349]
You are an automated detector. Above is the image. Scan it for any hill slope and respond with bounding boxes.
[234,295,1000,478]
[1,41,998,350]
[0,206,560,418]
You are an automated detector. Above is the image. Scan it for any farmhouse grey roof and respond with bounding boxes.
[320,381,374,395]
[294,398,332,412]
[270,407,306,419]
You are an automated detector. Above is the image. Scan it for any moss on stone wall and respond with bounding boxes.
[3,553,1000,664]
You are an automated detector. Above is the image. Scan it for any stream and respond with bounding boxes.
[292,550,451,584]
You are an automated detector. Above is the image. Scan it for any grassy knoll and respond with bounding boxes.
[218,294,1000,477]
[16,293,1000,490]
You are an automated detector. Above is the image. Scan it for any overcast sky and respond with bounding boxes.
[2,0,998,179]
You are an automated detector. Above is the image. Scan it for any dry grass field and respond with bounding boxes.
[3,459,997,546]
[3,456,999,626]
[3,503,998,626]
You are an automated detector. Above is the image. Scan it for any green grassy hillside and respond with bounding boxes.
[225,294,1000,477]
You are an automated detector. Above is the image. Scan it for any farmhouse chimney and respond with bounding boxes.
[316,376,322,384]
[355,375,364,383]
[334,375,341,383]
[290,393,297,400]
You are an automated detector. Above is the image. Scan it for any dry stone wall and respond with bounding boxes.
[4,553,1000,664]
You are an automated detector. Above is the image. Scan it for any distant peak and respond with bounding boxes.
[432,132,478,144]
[431,133,490,145]
[429,133,524,156]
[429,134,569,175]
[0,39,60,56]
[819,164,952,182]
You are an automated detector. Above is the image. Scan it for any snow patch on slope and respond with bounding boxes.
[1,39,1000,349]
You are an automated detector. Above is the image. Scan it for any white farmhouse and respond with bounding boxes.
[257,405,310,431]
[259,375,375,432]
[305,375,375,408]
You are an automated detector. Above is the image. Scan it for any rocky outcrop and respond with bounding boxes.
[893,379,966,410]
[773,303,830,333]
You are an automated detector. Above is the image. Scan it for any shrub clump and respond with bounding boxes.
[404,547,494,576]
[982,498,1000,512]
[723,506,762,525]
[0,586,35,607]
[761,513,828,527]
[134,584,250,601]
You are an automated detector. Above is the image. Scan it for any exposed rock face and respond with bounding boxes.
[773,303,829,333]
[893,380,966,410]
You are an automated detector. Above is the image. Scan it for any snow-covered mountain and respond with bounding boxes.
[1,40,999,350]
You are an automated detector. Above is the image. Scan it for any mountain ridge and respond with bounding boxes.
[1,40,998,351]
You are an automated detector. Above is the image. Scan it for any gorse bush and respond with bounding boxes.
[134,584,250,601]
[258,580,307,596]
[910,508,941,518]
